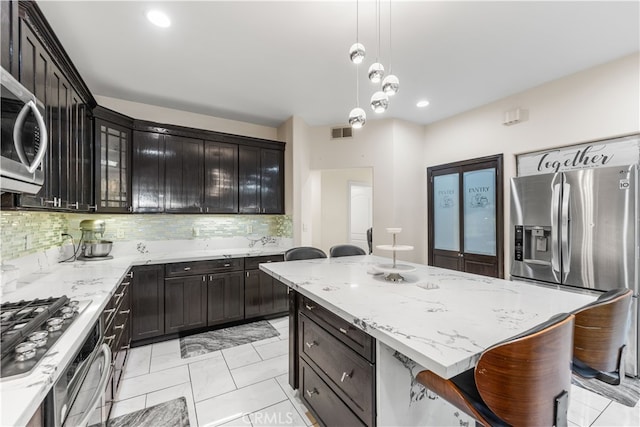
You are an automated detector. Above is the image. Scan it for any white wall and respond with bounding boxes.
[95,95,279,141]
[314,168,373,255]
[423,52,640,274]
[305,119,425,263]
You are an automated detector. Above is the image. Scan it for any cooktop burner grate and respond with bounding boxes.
[0,296,69,360]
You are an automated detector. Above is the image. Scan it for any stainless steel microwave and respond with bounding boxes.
[1,66,48,194]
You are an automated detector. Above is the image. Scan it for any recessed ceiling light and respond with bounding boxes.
[147,10,171,28]
[416,100,430,108]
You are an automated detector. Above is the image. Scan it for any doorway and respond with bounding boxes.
[348,182,373,253]
[427,154,504,278]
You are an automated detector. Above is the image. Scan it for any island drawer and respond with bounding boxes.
[299,296,374,362]
[299,313,375,425]
[245,254,284,270]
[300,359,366,427]
[165,258,244,277]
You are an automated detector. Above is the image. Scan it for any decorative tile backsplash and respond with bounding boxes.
[1,212,292,262]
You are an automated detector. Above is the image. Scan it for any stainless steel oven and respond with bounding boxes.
[45,318,110,427]
[1,66,48,194]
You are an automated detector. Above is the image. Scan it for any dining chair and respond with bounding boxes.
[416,313,574,427]
[329,244,366,258]
[284,246,327,261]
[572,288,633,385]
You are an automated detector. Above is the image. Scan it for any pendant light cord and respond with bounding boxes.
[388,0,392,73]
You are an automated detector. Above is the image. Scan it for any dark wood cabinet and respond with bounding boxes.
[132,131,165,213]
[94,107,132,212]
[164,135,204,213]
[208,271,245,325]
[245,255,288,319]
[239,146,284,214]
[204,141,238,213]
[164,275,208,334]
[2,5,95,211]
[296,297,376,427]
[131,264,165,341]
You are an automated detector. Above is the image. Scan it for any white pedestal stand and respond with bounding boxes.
[374,228,415,282]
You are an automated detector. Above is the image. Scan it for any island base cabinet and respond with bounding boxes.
[245,271,288,319]
[300,359,366,427]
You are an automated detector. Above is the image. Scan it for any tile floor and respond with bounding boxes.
[112,316,640,427]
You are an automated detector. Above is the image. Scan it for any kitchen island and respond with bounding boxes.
[260,255,597,426]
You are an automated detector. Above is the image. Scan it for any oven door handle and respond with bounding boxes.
[73,343,111,427]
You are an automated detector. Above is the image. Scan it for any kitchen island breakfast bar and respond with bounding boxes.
[260,255,596,426]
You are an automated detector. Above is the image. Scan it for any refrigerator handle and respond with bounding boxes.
[551,182,561,275]
[561,182,571,277]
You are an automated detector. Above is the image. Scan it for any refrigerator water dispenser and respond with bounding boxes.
[515,226,551,264]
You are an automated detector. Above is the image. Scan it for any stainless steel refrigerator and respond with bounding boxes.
[510,164,639,377]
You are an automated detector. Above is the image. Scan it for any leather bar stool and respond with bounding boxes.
[329,244,366,257]
[284,246,327,261]
[366,227,373,254]
[416,313,574,427]
[572,288,633,385]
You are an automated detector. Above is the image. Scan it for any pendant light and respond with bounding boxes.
[349,0,366,64]
[368,0,385,84]
[370,90,389,114]
[349,64,367,128]
[382,0,399,95]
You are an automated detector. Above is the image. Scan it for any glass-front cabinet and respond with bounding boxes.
[93,107,133,212]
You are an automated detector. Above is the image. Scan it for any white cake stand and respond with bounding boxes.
[374,228,416,282]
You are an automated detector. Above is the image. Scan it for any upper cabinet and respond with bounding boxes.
[204,141,238,213]
[239,146,284,214]
[1,1,96,211]
[132,122,284,215]
[93,107,133,213]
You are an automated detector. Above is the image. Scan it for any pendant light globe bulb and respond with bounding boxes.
[349,43,366,64]
[370,91,389,113]
[368,62,385,83]
[382,74,400,96]
[348,107,367,128]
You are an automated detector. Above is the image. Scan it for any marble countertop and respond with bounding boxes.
[0,243,287,427]
[260,255,598,379]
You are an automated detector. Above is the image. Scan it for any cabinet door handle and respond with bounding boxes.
[339,327,348,334]
[126,272,134,279]
[246,272,249,278]
[305,341,317,349]
[184,267,192,271]
[305,388,318,398]
[305,303,315,311]
[340,371,352,382]
[119,309,131,315]
[202,276,206,282]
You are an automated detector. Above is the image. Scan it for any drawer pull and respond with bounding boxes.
[114,292,124,298]
[184,267,192,271]
[121,282,130,287]
[119,309,131,315]
[125,272,134,279]
[339,327,348,334]
[305,388,318,398]
[305,341,317,349]
[121,345,130,350]
[305,303,315,311]
[340,371,352,382]
[224,263,231,267]
[104,334,116,346]
[104,308,116,314]
[114,324,125,330]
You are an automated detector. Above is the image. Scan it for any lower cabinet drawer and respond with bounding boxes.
[299,313,374,425]
[300,359,366,427]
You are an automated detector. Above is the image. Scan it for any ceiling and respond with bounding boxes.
[37,1,639,128]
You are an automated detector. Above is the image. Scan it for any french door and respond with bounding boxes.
[427,155,504,278]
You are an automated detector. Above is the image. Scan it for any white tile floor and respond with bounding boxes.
[112,317,640,427]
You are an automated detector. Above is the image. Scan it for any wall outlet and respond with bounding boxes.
[192,227,200,237]
[25,235,32,250]
[246,225,253,234]
[116,229,125,239]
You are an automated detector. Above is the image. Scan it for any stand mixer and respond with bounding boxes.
[78,219,113,260]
